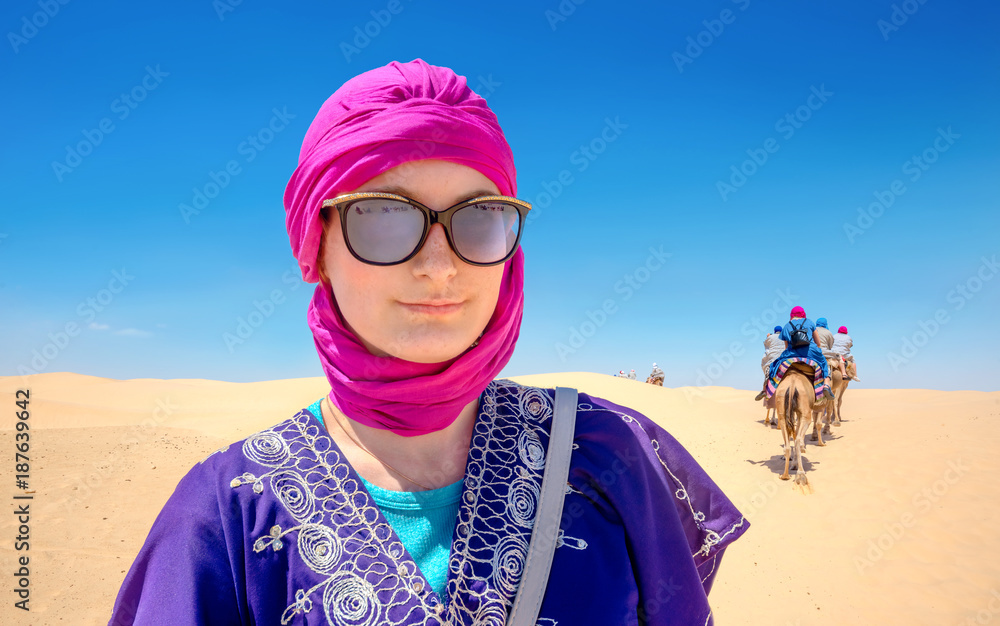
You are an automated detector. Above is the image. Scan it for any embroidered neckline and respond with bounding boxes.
[229,379,556,625]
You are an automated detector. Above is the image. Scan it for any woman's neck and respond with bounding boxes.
[321,396,477,491]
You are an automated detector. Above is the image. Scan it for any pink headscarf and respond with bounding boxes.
[790,306,806,319]
[838,326,849,334]
[284,59,523,437]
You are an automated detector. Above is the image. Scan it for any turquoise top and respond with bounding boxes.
[306,398,461,602]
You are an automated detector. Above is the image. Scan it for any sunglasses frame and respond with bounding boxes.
[321,191,532,267]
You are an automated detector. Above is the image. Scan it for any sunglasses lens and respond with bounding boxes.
[344,199,425,263]
[452,202,521,264]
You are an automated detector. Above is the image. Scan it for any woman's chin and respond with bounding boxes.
[377,335,480,364]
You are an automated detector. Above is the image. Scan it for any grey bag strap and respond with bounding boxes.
[506,386,578,626]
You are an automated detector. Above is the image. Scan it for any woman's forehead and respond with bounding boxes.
[352,160,500,205]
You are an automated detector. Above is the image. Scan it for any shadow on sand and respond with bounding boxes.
[747,451,819,477]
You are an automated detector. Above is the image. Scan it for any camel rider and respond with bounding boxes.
[815,318,850,380]
[832,326,861,381]
[760,325,784,375]
[628,369,637,380]
[649,362,664,384]
[754,306,835,402]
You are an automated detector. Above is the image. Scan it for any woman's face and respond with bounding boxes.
[319,160,506,364]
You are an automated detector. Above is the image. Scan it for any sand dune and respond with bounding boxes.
[1,372,998,625]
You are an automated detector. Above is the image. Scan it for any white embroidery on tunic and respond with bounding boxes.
[230,379,570,626]
[574,401,744,561]
[199,443,230,464]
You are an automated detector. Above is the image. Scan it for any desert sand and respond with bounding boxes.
[1,371,998,625]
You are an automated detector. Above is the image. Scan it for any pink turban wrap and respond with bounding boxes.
[838,326,848,334]
[283,59,523,437]
[790,306,806,319]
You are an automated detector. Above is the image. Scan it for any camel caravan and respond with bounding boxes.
[613,364,665,386]
[754,307,859,486]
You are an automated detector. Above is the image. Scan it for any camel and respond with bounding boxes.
[774,362,822,485]
[645,376,664,387]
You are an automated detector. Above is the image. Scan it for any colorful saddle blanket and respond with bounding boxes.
[766,357,827,401]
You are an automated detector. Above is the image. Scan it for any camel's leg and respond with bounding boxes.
[781,437,791,480]
[778,391,791,481]
[812,409,826,446]
[788,390,800,470]
[794,409,810,486]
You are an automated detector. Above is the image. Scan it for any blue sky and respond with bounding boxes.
[2,0,998,391]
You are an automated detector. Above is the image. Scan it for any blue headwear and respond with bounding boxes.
[816,318,828,328]
[773,325,782,333]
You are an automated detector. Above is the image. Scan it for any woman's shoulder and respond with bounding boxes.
[488,377,720,492]
[489,377,674,437]
[489,378,748,563]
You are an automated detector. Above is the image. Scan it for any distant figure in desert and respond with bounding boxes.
[646,362,665,386]
[832,325,860,381]
[627,369,637,380]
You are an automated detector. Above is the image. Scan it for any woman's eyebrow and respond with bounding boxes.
[367,186,501,204]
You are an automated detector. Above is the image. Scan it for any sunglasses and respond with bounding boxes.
[321,192,532,267]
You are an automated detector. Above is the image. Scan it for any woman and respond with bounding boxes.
[109,59,746,625]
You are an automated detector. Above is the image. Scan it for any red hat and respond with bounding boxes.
[838,326,848,334]
[790,306,806,319]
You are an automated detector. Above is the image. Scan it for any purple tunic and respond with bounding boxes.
[109,379,747,625]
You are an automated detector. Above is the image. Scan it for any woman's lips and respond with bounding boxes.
[400,301,464,315]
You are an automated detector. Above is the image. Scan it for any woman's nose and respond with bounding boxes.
[411,223,458,280]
